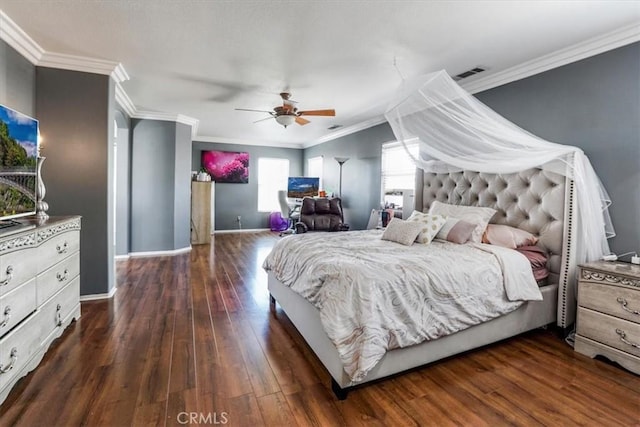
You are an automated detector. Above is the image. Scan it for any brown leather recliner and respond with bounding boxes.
[294,197,350,233]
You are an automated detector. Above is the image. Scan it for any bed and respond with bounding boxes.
[264,167,578,399]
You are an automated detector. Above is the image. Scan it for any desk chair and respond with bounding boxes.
[277,190,300,235]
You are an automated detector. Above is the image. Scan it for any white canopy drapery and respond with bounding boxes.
[384,70,614,264]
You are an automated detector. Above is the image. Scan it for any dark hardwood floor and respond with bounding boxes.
[1,231,638,426]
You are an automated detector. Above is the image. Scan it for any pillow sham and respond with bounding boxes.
[482,224,539,249]
[427,201,496,243]
[381,218,423,246]
[436,218,477,244]
[406,211,447,244]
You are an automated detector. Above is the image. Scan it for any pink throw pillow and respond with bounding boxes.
[482,224,539,249]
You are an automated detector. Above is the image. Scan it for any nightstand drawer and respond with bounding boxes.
[579,281,640,324]
[577,307,640,358]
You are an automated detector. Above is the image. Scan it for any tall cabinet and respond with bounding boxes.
[191,181,214,244]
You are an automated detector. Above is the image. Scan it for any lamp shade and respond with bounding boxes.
[334,157,349,165]
[275,115,296,127]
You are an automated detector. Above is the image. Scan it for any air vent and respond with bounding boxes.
[452,66,486,81]
[327,124,343,130]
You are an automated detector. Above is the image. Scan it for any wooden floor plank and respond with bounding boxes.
[1,231,639,426]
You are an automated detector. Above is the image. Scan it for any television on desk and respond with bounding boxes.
[287,177,319,201]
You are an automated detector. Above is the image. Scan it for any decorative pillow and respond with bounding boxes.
[406,211,447,244]
[436,218,477,244]
[428,201,496,243]
[482,224,539,249]
[381,218,424,246]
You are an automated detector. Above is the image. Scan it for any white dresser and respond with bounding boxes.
[0,216,81,405]
[575,261,640,374]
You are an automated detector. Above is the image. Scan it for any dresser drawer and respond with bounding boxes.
[37,230,80,274]
[36,252,80,306]
[577,307,640,358]
[39,277,80,346]
[0,310,40,392]
[579,281,640,324]
[0,278,36,338]
[0,247,37,297]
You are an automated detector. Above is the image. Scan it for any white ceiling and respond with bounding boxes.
[1,1,639,148]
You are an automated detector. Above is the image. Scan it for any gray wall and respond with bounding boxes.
[475,42,640,255]
[36,67,115,296]
[0,40,35,116]
[304,124,395,230]
[131,119,191,252]
[192,141,303,230]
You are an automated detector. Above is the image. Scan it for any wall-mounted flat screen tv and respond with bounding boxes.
[287,177,319,200]
[0,104,38,220]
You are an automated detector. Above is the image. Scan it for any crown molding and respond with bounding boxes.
[131,110,200,138]
[114,83,137,117]
[38,51,129,82]
[194,135,303,149]
[303,115,388,149]
[2,8,637,149]
[304,22,640,147]
[461,22,640,94]
[0,10,44,64]
[0,9,129,81]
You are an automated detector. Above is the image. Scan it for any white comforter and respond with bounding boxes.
[262,230,542,382]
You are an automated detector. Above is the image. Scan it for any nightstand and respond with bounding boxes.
[575,261,640,374]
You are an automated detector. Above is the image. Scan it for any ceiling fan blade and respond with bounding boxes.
[298,109,335,116]
[235,108,273,114]
[295,117,310,126]
[253,116,275,124]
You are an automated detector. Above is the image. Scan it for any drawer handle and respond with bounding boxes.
[0,266,13,286]
[616,297,640,316]
[57,269,69,282]
[0,306,11,328]
[56,304,62,327]
[0,348,18,374]
[56,242,68,254]
[615,329,640,350]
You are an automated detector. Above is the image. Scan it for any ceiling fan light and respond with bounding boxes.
[275,115,296,128]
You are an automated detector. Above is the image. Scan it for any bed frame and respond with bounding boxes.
[268,167,577,399]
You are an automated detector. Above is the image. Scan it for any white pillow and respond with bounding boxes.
[427,201,496,243]
[406,211,447,244]
[381,218,423,246]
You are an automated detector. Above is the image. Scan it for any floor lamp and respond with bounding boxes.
[334,157,349,199]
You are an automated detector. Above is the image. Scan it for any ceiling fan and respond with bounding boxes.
[235,92,335,128]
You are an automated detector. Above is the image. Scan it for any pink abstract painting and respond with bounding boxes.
[201,150,249,183]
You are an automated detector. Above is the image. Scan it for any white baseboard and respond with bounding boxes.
[114,254,130,261]
[80,286,117,302]
[213,228,271,234]
[127,246,192,258]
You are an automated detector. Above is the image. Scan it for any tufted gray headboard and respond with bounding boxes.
[415,167,577,329]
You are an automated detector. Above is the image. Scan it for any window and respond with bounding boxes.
[258,157,289,212]
[381,140,419,195]
[307,156,323,189]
